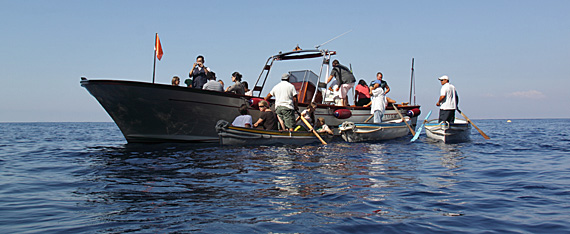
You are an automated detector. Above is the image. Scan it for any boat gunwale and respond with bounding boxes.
[81,78,420,111]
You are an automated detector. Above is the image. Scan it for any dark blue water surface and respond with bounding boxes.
[1,120,569,233]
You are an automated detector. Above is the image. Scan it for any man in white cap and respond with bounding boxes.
[436,75,458,123]
[265,73,299,131]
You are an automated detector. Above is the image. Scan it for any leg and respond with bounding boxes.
[373,110,382,123]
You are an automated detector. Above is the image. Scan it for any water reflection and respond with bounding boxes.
[77,141,470,232]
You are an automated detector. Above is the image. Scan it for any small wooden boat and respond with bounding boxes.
[215,120,331,146]
[424,118,471,143]
[338,117,411,143]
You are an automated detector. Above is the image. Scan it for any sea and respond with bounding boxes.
[1,119,569,234]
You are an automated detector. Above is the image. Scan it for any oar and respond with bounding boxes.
[410,110,432,142]
[364,114,373,123]
[392,104,415,136]
[296,111,327,145]
[458,109,490,140]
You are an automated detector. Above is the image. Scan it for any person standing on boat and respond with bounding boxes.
[326,60,356,106]
[436,75,458,123]
[370,83,387,123]
[265,73,299,131]
[371,72,390,94]
[225,72,245,95]
[203,72,223,92]
[253,100,278,130]
[189,55,210,89]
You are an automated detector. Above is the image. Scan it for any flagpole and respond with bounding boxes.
[152,33,157,84]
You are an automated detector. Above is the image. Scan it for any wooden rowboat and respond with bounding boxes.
[215,120,331,146]
[424,118,471,143]
[338,117,411,143]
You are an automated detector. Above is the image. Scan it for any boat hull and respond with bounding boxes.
[338,119,411,143]
[216,120,329,146]
[81,79,419,143]
[425,119,471,143]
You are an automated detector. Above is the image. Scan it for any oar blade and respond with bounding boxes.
[410,110,432,142]
[459,111,490,140]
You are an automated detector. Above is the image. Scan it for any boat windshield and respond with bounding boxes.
[288,70,319,86]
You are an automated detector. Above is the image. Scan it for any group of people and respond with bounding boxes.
[177,55,459,126]
[170,55,253,96]
[325,59,460,124]
[231,73,333,135]
[324,59,396,123]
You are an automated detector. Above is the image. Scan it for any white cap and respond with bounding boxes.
[438,75,449,81]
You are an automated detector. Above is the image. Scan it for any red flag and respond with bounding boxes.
[155,34,163,60]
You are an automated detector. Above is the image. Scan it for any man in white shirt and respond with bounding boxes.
[436,75,458,123]
[265,73,299,131]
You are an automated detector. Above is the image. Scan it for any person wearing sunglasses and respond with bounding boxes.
[253,100,278,130]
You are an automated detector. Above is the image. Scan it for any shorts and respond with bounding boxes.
[339,82,355,99]
[275,106,296,129]
[438,109,455,123]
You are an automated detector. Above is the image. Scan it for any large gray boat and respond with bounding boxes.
[81,49,421,143]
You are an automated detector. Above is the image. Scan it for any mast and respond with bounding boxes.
[409,58,414,104]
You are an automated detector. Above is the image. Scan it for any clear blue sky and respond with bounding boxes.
[1,0,568,122]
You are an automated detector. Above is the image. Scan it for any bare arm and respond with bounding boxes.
[326,75,334,84]
[188,63,197,77]
[253,117,264,128]
[436,95,445,106]
[264,93,273,101]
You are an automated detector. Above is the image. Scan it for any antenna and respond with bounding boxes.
[315,29,353,49]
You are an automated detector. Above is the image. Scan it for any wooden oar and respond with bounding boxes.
[296,111,327,145]
[458,110,490,140]
[364,114,374,123]
[410,110,432,142]
[392,104,415,136]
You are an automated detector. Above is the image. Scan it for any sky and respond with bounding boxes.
[1,0,569,122]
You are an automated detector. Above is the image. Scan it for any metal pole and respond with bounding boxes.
[152,33,157,83]
[408,58,413,104]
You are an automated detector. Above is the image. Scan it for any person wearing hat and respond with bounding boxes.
[265,73,299,131]
[436,75,458,123]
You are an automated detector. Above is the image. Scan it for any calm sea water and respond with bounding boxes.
[1,119,569,233]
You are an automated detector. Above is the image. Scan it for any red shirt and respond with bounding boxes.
[355,84,370,99]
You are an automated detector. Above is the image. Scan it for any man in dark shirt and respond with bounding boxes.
[326,60,356,106]
[370,72,390,94]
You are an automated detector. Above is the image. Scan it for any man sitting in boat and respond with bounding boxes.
[231,104,253,128]
[265,73,299,131]
[295,102,317,131]
[315,117,334,135]
[436,75,458,123]
[252,100,278,130]
[325,60,356,106]
[202,72,223,92]
[171,76,180,86]
[242,81,253,96]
